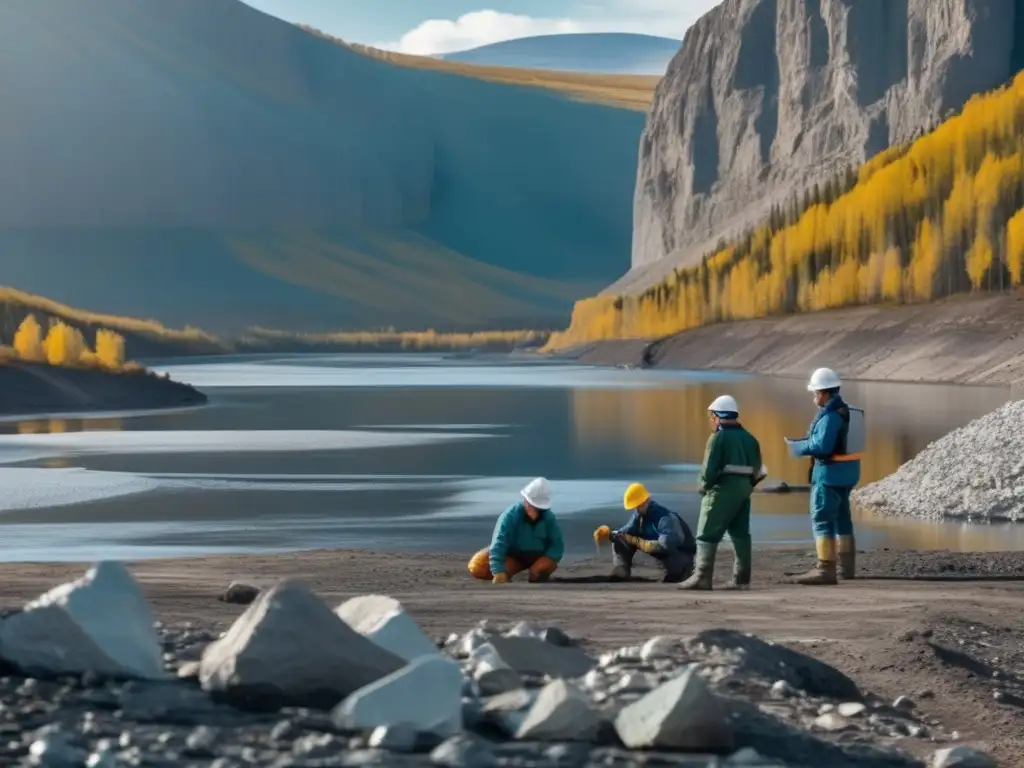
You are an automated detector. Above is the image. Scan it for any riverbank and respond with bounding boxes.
[567,291,1024,387]
[0,548,1019,764]
[0,362,206,417]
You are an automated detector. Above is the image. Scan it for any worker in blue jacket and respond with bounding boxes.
[785,368,863,585]
[467,477,564,584]
[594,483,696,583]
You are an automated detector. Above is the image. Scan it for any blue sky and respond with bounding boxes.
[241,1,720,54]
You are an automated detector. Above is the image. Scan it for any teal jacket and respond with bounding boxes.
[489,501,565,575]
[791,396,861,488]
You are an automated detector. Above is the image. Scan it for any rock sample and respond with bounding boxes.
[514,679,599,741]
[485,636,596,679]
[220,582,260,606]
[469,643,523,696]
[0,561,165,680]
[336,594,439,663]
[854,399,1024,521]
[199,581,404,710]
[332,655,464,737]
[614,665,734,751]
[622,0,1022,293]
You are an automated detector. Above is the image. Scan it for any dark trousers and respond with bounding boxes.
[612,538,694,582]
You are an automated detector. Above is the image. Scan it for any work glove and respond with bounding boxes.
[492,573,509,584]
[593,525,612,544]
[621,534,658,555]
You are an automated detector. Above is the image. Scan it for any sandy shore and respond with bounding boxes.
[569,290,1024,386]
[2,547,1022,764]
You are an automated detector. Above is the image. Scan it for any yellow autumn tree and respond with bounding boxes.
[95,329,126,368]
[13,314,45,362]
[43,320,86,367]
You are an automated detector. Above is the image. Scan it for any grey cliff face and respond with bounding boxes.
[622,0,1022,293]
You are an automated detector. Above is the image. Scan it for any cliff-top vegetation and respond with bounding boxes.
[298,26,660,111]
[239,327,550,353]
[546,71,1024,349]
[4,314,133,371]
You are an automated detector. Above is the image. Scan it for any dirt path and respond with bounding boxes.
[1,548,1022,765]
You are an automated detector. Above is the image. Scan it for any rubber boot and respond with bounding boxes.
[723,535,752,590]
[609,565,630,581]
[677,542,716,591]
[837,535,856,580]
[792,537,838,586]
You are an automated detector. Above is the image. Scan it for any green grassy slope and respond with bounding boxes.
[0,0,650,332]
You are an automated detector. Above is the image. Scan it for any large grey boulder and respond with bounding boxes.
[485,636,596,679]
[621,0,1019,292]
[199,580,404,710]
[336,594,439,662]
[0,561,165,680]
[515,679,599,741]
[614,664,734,751]
[332,655,464,737]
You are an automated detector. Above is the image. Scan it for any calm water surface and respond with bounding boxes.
[0,353,1018,562]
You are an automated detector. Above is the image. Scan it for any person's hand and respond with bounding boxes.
[492,573,509,584]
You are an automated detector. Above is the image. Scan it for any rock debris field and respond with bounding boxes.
[854,399,1024,522]
[0,562,1001,768]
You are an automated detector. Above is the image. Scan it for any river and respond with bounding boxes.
[0,353,1017,562]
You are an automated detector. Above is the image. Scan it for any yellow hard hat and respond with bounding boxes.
[623,483,650,510]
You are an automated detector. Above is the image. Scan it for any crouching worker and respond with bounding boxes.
[679,395,765,591]
[596,483,697,583]
[467,477,564,584]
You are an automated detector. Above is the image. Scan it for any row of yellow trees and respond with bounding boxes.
[546,71,1024,348]
[11,315,127,370]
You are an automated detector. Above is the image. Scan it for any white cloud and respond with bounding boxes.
[375,1,722,56]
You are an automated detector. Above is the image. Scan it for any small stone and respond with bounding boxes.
[615,664,733,751]
[728,747,775,765]
[770,680,795,699]
[639,636,676,662]
[515,679,599,741]
[919,689,936,699]
[176,661,200,680]
[540,628,572,647]
[814,713,853,732]
[470,644,522,696]
[220,582,260,605]
[85,751,121,768]
[818,703,834,715]
[837,701,866,718]
[430,734,498,767]
[457,629,493,657]
[367,724,418,753]
[908,724,929,738]
[484,636,595,679]
[336,595,439,663]
[609,673,652,694]
[931,746,998,768]
[29,733,85,767]
[333,655,463,737]
[270,720,298,742]
[292,733,338,758]
[993,691,1006,702]
[184,726,217,756]
[893,696,916,711]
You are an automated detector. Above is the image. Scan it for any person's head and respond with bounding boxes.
[520,477,552,522]
[807,368,841,408]
[706,395,739,429]
[623,483,650,515]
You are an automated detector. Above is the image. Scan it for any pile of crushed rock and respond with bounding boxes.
[0,562,999,768]
[854,399,1024,522]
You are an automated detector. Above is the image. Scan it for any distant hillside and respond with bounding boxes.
[0,0,650,334]
[440,33,681,76]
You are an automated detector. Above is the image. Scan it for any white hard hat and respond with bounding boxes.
[807,368,842,391]
[521,477,553,509]
[708,395,739,414]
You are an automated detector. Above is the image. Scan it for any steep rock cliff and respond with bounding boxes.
[619,0,1022,293]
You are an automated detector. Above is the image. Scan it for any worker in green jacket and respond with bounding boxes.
[679,395,766,591]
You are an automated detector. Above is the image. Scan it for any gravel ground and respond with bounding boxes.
[0,548,1019,767]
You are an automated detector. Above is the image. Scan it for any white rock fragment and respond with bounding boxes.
[469,643,522,696]
[931,746,998,768]
[199,580,403,709]
[640,635,677,661]
[814,712,853,732]
[515,680,599,741]
[608,673,653,694]
[486,636,595,679]
[332,655,464,738]
[336,594,439,662]
[614,665,734,751]
[837,701,866,717]
[430,734,498,767]
[0,561,165,680]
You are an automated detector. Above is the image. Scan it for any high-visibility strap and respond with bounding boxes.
[830,453,862,463]
[723,464,755,475]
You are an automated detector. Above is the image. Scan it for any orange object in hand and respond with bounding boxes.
[593,525,612,544]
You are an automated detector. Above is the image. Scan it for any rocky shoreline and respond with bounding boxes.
[0,362,206,418]
[0,561,1004,768]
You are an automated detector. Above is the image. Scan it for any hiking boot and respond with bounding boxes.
[792,537,838,585]
[837,535,856,580]
[609,565,630,581]
[678,542,716,591]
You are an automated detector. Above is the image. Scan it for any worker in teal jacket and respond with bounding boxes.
[595,483,696,583]
[786,368,863,585]
[467,477,565,584]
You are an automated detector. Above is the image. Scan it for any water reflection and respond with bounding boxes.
[14,417,124,436]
